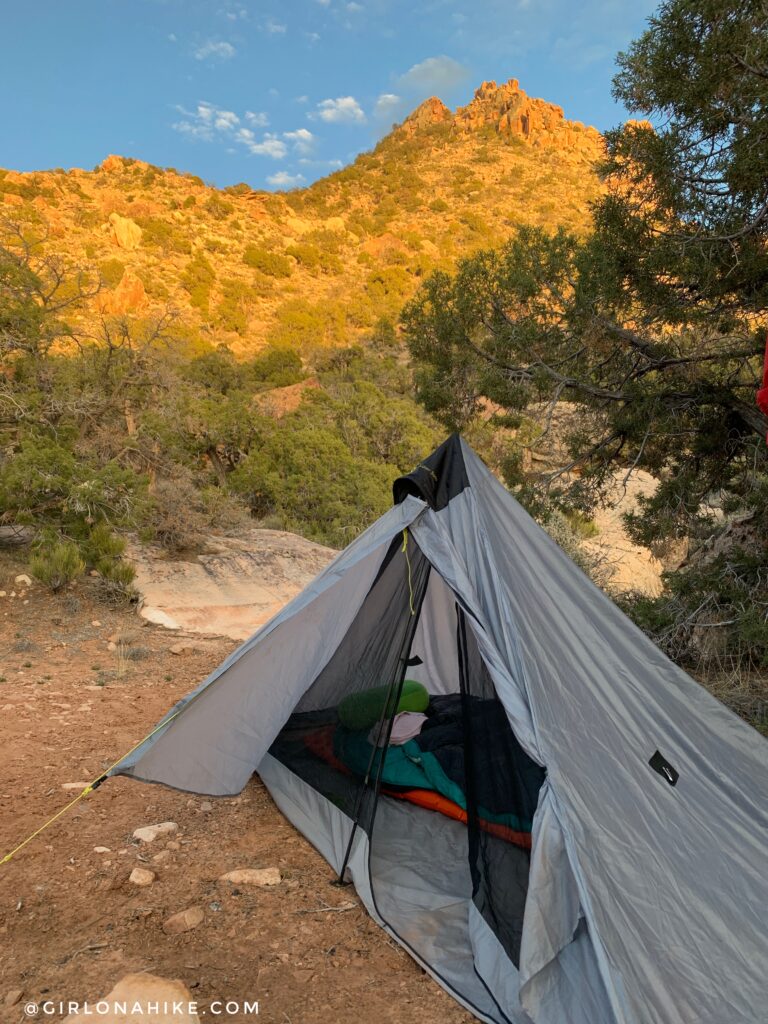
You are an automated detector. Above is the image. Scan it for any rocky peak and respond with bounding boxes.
[401,96,452,134]
[399,77,602,158]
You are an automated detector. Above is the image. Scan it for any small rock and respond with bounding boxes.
[91,619,102,627]
[166,840,181,851]
[93,846,111,854]
[62,782,89,791]
[4,990,23,1007]
[107,641,117,652]
[200,801,213,812]
[14,574,32,586]
[89,569,99,577]
[163,906,204,935]
[152,850,170,863]
[0,591,6,598]
[129,867,156,887]
[218,867,281,887]
[133,821,179,843]
[62,973,199,1023]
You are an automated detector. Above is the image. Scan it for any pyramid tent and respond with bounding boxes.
[112,435,768,1024]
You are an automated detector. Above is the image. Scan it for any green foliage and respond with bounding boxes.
[285,242,342,275]
[30,537,85,591]
[229,422,393,547]
[181,252,216,312]
[99,258,125,289]
[243,245,292,278]
[247,345,304,387]
[268,298,348,349]
[140,217,192,254]
[215,278,260,335]
[204,194,234,221]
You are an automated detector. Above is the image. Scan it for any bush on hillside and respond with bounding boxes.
[99,258,125,289]
[181,252,216,312]
[243,245,292,278]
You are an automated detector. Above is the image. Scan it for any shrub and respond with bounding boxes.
[140,218,192,254]
[243,245,292,278]
[284,243,341,275]
[99,258,125,289]
[181,252,216,312]
[247,346,304,387]
[268,298,348,349]
[30,538,85,591]
[204,194,234,221]
[215,278,258,335]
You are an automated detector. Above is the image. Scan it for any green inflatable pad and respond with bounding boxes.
[337,679,428,731]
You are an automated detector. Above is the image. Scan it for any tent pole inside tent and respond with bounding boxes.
[334,657,409,885]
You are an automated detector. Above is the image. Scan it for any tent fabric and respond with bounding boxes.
[111,435,768,1024]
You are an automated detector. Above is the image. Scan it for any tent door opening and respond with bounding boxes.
[267,533,546,1021]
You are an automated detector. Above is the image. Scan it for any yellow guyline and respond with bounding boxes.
[0,707,184,867]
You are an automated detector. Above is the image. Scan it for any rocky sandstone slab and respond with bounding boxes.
[130,528,336,640]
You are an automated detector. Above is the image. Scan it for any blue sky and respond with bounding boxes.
[2,0,659,190]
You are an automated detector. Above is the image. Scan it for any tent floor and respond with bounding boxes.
[259,752,519,1024]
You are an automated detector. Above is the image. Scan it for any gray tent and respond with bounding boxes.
[112,436,768,1024]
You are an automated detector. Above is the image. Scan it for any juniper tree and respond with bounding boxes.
[402,0,768,671]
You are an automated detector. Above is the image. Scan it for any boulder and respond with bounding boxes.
[108,212,142,250]
[100,270,147,315]
[63,972,199,1022]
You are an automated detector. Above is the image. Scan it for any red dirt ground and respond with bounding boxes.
[0,552,474,1024]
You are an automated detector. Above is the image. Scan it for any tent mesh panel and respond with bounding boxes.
[457,607,546,968]
[269,532,431,837]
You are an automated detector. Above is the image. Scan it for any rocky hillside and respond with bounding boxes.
[0,78,604,354]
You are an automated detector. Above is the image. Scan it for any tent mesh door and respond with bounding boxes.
[269,532,431,838]
[456,606,546,968]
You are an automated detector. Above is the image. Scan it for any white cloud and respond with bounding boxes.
[173,101,285,158]
[245,110,269,126]
[267,171,306,188]
[305,32,321,44]
[315,0,331,5]
[168,33,177,42]
[245,133,288,158]
[295,95,309,104]
[194,40,236,61]
[347,2,363,10]
[264,19,287,34]
[284,128,316,154]
[374,93,402,119]
[396,55,469,95]
[313,96,366,123]
[172,101,239,140]
[298,157,344,169]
